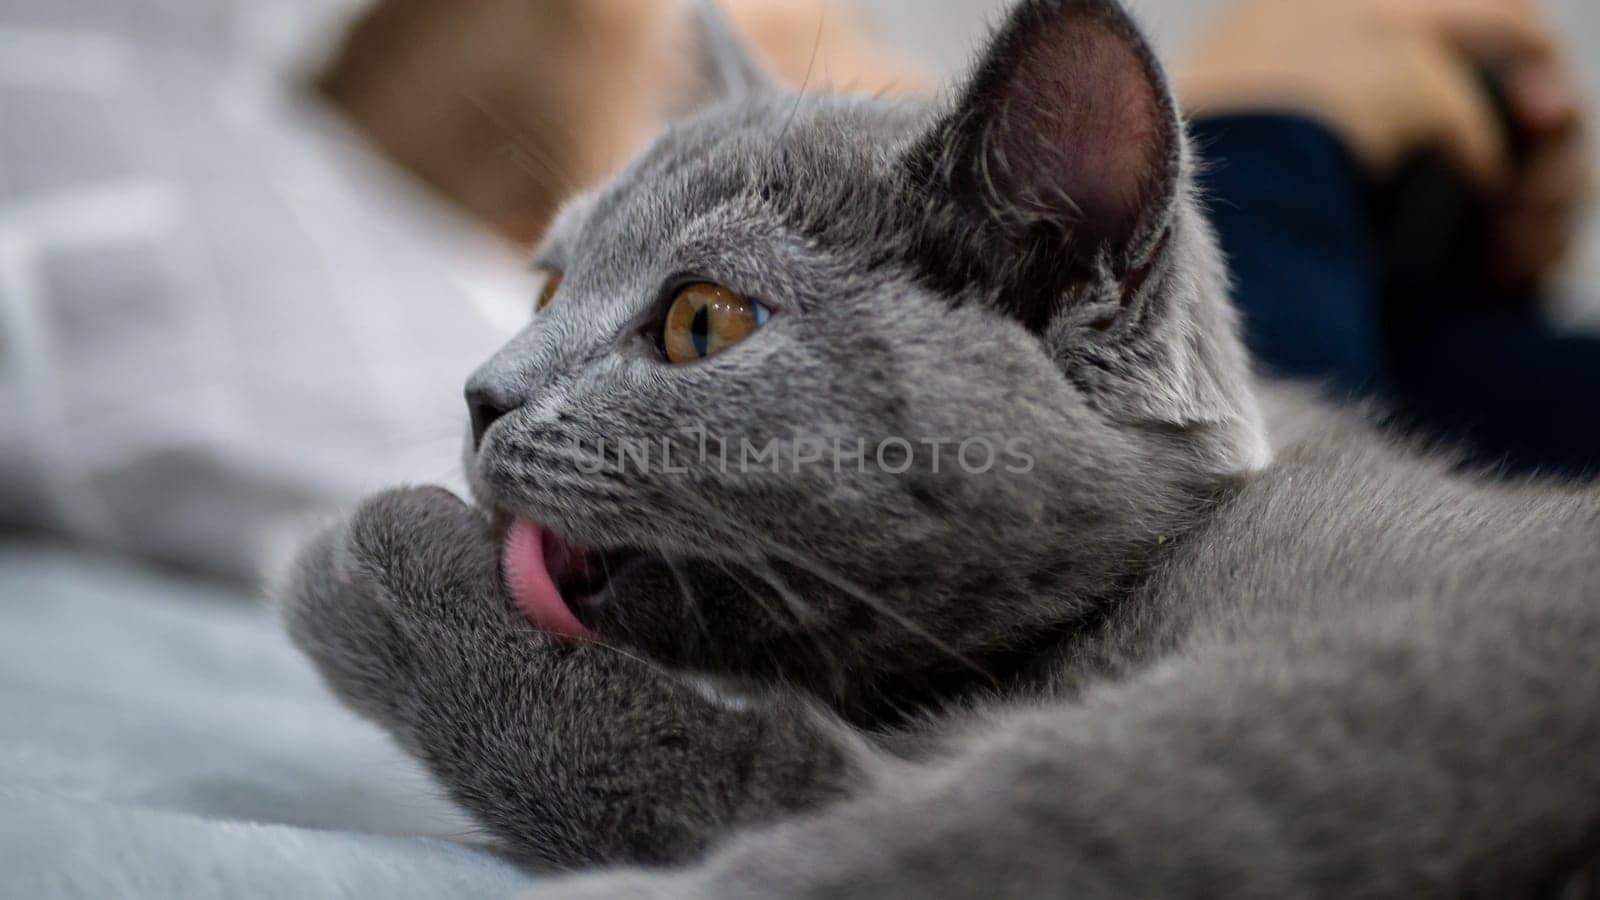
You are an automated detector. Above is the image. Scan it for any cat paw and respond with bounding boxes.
[340,485,507,628]
[281,486,521,720]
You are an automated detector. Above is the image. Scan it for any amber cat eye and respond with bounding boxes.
[534,270,564,312]
[662,283,770,364]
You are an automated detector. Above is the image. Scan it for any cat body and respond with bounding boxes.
[284,1,1600,895]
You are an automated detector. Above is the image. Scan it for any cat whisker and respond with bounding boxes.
[566,630,679,679]
[751,535,996,688]
[664,557,714,656]
[744,559,852,692]
[773,8,827,150]
[672,494,995,687]
[707,558,791,674]
[753,560,822,627]
[455,89,586,201]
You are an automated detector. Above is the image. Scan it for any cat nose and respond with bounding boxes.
[466,382,522,451]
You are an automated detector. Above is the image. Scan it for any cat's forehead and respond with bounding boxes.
[542,93,924,261]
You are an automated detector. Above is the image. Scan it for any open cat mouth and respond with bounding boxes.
[500,516,641,640]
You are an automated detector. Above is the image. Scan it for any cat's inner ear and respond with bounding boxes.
[908,0,1181,319]
[683,0,779,107]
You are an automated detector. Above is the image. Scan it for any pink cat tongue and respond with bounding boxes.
[503,518,593,640]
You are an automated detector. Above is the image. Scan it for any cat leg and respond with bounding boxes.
[540,604,1600,898]
[282,487,870,869]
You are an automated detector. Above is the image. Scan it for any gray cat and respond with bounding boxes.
[283,0,1600,895]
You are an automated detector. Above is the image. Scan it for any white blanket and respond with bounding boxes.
[0,0,531,583]
[0,540,535,899]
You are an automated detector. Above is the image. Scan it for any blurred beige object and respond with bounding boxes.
[1179,0,1592,290]
[318,0,926,246]
[1181,0,1558,183]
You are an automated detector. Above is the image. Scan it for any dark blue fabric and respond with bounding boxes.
[1194,113,1600,478]
[1195,114,1386,397]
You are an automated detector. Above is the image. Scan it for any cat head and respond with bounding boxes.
[464,0,1268,700]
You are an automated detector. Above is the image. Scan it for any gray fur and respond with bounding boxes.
[283,0,1600,895]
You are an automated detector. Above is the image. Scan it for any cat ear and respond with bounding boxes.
[686,0,779,105]
[906,0,1181,330]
